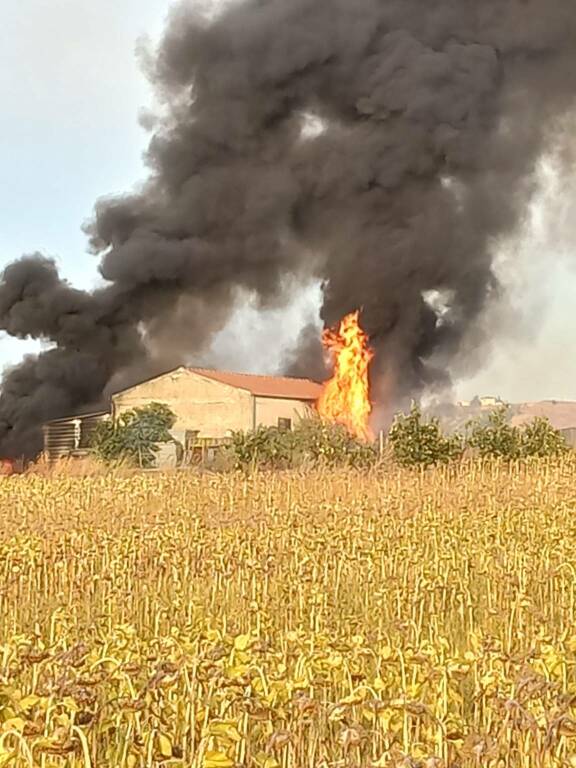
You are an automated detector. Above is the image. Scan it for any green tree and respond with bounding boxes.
[228,418,376,470]
[466,407,568,459]
[229,426,294,470]
[388,404,463,467]
[466,405,521,459]
[520,416,568,457]
[294,419,377,467]
[91,402,177,468]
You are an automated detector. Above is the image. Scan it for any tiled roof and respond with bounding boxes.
[189,368,324,400]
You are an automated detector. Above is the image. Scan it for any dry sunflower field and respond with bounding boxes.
[1,461,576,767]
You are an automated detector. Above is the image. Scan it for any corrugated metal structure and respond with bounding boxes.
[42,411,110,462]
[560,427,576,449]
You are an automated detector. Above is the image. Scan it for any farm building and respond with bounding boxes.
[42,367,324,462]
[112,367,323,440]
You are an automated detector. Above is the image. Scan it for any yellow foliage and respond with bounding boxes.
[203,750,235,767]
[0,461,575,766]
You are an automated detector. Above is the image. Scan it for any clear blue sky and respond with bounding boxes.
[2,0,576,403]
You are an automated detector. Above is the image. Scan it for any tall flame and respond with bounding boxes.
[317,310,374,442]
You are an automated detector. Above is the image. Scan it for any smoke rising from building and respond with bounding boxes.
[1,0,576,457]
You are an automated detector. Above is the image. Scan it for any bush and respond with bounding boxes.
[228,418,377,470]
[466,406,521,459]
[228,426,295,470]
[293,420,377,467]
[91,402,177,468]
[389,404,463,467]
[466,407,568,459]
[520,416,568,457]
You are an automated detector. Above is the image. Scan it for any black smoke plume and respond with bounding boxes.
[2,0,576,457]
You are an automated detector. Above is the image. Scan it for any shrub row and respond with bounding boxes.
[90,402,569,470]
[390,404,569,466]
[228,420,377,470]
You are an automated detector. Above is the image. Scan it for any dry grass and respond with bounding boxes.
[25,455,127,477]
[1,460,576,767]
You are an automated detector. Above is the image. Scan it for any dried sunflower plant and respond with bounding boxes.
[1,459,576,767]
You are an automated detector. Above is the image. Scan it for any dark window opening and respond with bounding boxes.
[278,418,292,432]
[185,430,200,449]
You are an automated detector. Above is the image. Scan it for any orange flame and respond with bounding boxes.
[317,311,374,442]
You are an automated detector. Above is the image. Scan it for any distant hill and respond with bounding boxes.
[424,398,576,435]
[509,400,576,431]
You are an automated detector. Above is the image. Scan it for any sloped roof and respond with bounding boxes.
[44,410,109,425]
[189,368,324,400]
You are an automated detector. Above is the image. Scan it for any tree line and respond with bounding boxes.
[90,402,570,469]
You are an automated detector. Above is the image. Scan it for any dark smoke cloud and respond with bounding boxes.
[2,0,576,457]
[284,322,328,381]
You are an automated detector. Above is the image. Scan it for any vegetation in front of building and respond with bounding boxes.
[90,402,177,468]
[225,405,568,470]
[228,419,377,470]
[88,400,569,471]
